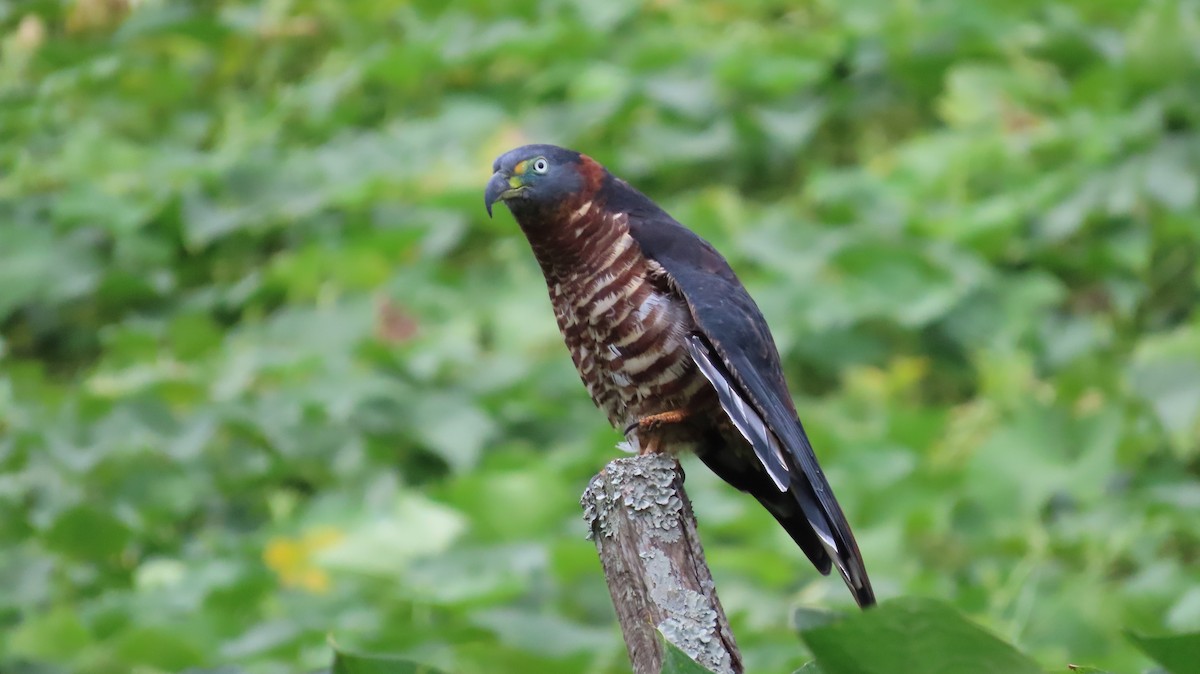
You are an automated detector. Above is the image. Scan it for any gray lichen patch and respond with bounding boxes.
[643,549,733,674]
[582,454,684,542]
[581,474,613,540]
[623,454,684,542]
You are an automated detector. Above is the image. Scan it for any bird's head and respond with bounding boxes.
[485,144,591,218]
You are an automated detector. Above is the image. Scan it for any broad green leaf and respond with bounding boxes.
[110,626,207,672]
[42,505,132,561]
[331,645,446,674]
[659,632,721,674]
[1126,631,1200,674]
[799,598,1042,674]
[7,605,92,663]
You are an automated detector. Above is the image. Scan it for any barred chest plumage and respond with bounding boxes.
[536,208,711,431]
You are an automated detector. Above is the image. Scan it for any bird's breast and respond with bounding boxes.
[546,231,710,429]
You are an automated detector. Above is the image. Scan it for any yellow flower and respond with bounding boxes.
[263,527,343,593]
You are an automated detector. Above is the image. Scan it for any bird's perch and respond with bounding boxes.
[581,453,743,674]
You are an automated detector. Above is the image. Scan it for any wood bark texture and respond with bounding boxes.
[581,453,743,674]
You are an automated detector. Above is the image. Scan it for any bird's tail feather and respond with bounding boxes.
[760,489,876,608]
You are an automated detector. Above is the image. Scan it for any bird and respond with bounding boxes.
[485,144,875,608]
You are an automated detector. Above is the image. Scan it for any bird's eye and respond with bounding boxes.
[533,158,549,174]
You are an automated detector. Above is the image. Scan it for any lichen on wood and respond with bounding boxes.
[581,453,743,674]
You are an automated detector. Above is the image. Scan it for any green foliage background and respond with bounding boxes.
[2,0,1199,672]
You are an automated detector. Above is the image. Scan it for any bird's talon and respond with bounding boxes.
[638,435,661,455]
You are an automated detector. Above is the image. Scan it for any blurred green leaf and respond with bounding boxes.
[1127,326,1200,457]
[473,609,613,658]
[42,505,132,561]
[7,605,91,664]
[2,0,1198,672]
[319,494,467,577]
[406,393,496,472]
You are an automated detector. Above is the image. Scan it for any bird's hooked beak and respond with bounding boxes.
[484,171,524,217]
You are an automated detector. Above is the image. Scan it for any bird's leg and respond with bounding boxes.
[629,409,691,455]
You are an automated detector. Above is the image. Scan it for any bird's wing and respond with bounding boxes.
[685,333,790,492]
[626,210,873,602]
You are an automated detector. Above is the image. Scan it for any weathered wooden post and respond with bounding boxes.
[581,453,744,674]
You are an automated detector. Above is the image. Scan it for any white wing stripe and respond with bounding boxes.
[685,334,790,492]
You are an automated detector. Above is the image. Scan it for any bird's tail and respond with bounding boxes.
[758,488,876,608]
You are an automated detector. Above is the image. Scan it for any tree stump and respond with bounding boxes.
[581,453,743,674]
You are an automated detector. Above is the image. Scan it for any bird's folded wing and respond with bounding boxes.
[685,333,790,492]
[627,214,868,590]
